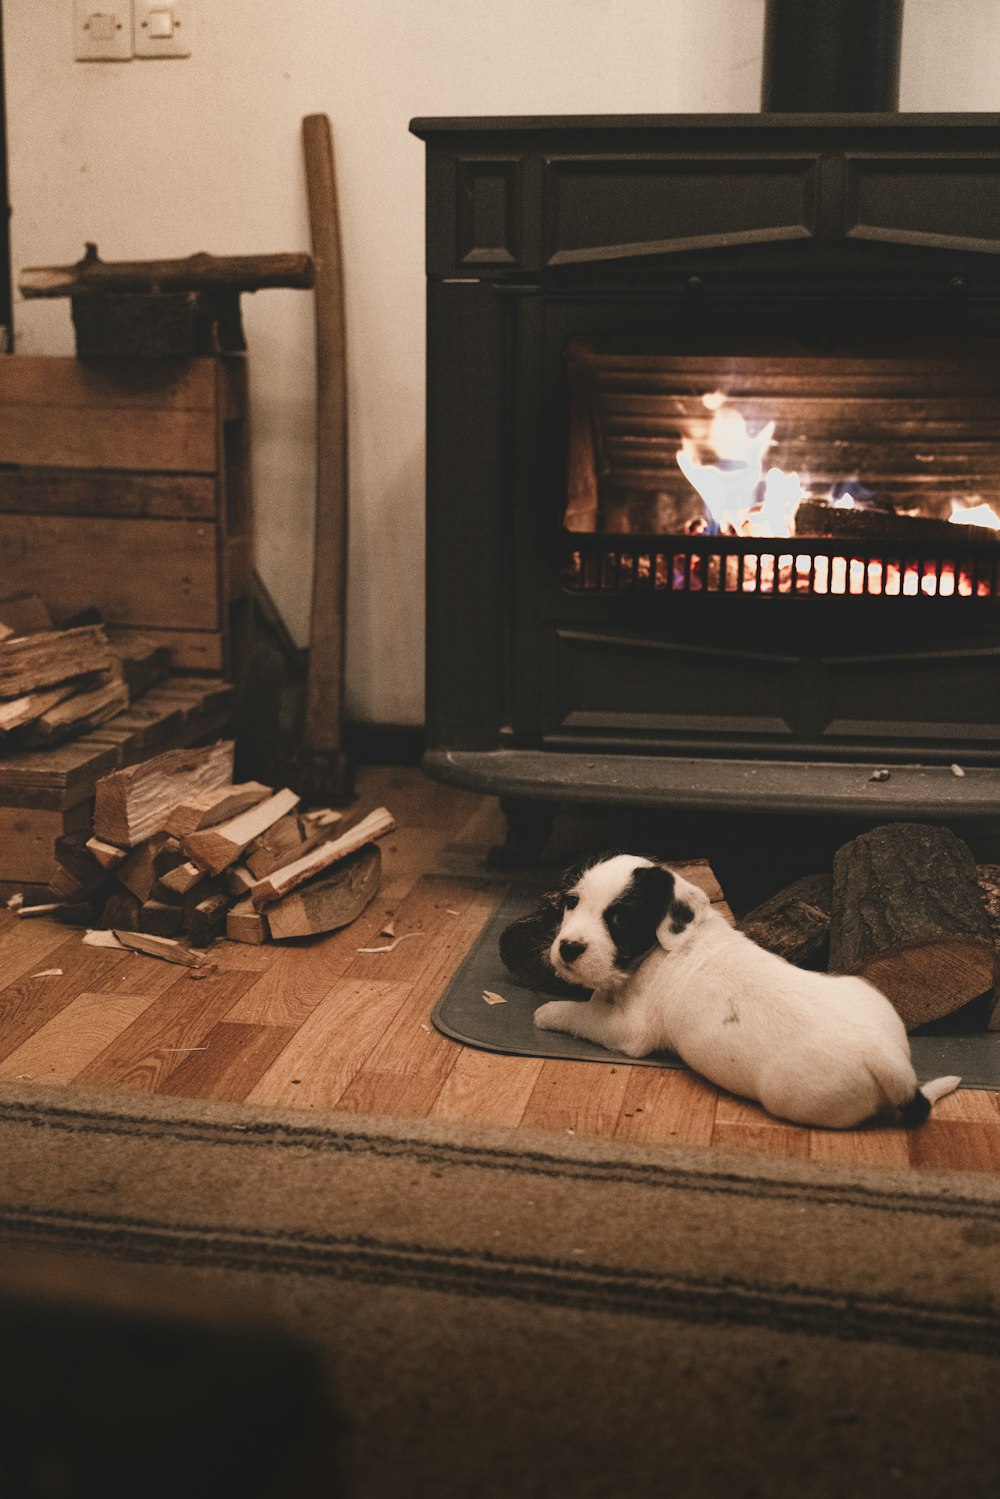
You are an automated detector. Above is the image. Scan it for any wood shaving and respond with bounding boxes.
[379,918,397,938]
[951,763,966,778]
[83,929,126,949]
[6,893,23,910]
[30,969,63,979]
[482,990,507,1006]
[159,1046,209,1052]
[356,932,424,954]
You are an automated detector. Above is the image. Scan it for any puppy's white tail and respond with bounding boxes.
[899,1074,961,1127]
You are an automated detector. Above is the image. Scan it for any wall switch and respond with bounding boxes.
[74,0,132,61]
[133,0,192,57]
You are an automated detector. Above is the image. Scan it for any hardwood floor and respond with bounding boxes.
[1,763,999,1172]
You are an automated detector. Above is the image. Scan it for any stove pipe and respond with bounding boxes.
[761,0,904,113]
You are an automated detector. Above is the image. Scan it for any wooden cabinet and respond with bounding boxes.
[0,355,251,674]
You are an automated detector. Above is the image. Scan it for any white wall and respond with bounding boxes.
[2,0,998,724]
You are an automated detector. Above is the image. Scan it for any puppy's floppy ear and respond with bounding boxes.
[613,862,679,963]
[654,868,709,949]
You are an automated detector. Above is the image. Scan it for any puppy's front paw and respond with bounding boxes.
[533,1000,575,1033]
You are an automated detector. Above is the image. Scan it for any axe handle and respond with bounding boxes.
[301,112,348,756]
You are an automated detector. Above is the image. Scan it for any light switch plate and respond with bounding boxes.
[73,0,132,61]
[133,0,192,57]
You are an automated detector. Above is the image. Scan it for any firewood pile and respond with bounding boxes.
[0,594,158,748]
[16,739,392,952]
[738,822,1000,1032]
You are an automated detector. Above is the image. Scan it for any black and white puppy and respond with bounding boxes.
[534,853,960,1130]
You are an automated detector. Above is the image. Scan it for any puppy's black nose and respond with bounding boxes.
[559,939,587,964]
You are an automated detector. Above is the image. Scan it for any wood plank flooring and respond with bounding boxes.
[1,763,999,1173]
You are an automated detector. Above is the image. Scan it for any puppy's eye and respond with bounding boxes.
[563,893,579,910]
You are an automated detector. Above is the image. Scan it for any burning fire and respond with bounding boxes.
[676,391,1000,541]
[666,392,998,597]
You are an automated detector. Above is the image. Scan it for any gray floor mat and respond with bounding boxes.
[432,885,1000,1092]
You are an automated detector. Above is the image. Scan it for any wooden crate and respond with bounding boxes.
[0,675,234,889]
[0,356,251,674]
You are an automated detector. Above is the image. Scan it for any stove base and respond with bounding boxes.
[424,747,1000,821]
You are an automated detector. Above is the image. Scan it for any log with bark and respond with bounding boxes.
[828,823,996,1030]
[264,843,381,940]
[738,874,834,966]
[794,498,1000,551]
[18,245,315,299]
[250,807,395,910]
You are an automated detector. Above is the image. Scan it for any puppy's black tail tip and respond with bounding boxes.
[899,1074,962,1127]
[899,1090,931,1128]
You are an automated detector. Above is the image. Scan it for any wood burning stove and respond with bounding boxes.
[411,13,1000,835]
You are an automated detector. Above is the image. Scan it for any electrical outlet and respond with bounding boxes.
[74,0,132,61]
[133,0,192,58]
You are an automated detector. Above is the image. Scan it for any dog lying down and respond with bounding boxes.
[534,853,960,1130]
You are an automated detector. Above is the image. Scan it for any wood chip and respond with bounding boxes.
[356,931,422,954]
[82,929,125,949]
[483,990,508,1005]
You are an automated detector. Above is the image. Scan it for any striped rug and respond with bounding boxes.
[1,1082,998,1498]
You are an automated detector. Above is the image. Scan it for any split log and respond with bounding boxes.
[105,632,172,700]
[155,860,205,897]
[48,866,88,904]
[85,837,129,871]
[244,813,318,878]
[266,843,381,941]
[225,863,256,897]
[138,900,184,937]
[18,245,315,298]
[117,834,171,903]
[181,787,301,875]
[111,930,209,967]
[828,823,996,1030]
[738,874,834,965]
[101,888,142,931]
[93,740,234,847]
[0,624,113,696]
[20,668,129,746]
[54,836,111,893]
[163,781,273,838]
[152,838,187,878]
[187,887,231,947]
[250,807,395,910]
[226,897,270,945]
[0,679,94,735]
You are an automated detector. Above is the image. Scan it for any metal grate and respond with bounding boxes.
[561,535,1000,600]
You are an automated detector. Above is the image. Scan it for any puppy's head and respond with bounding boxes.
[548,853,708,991]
